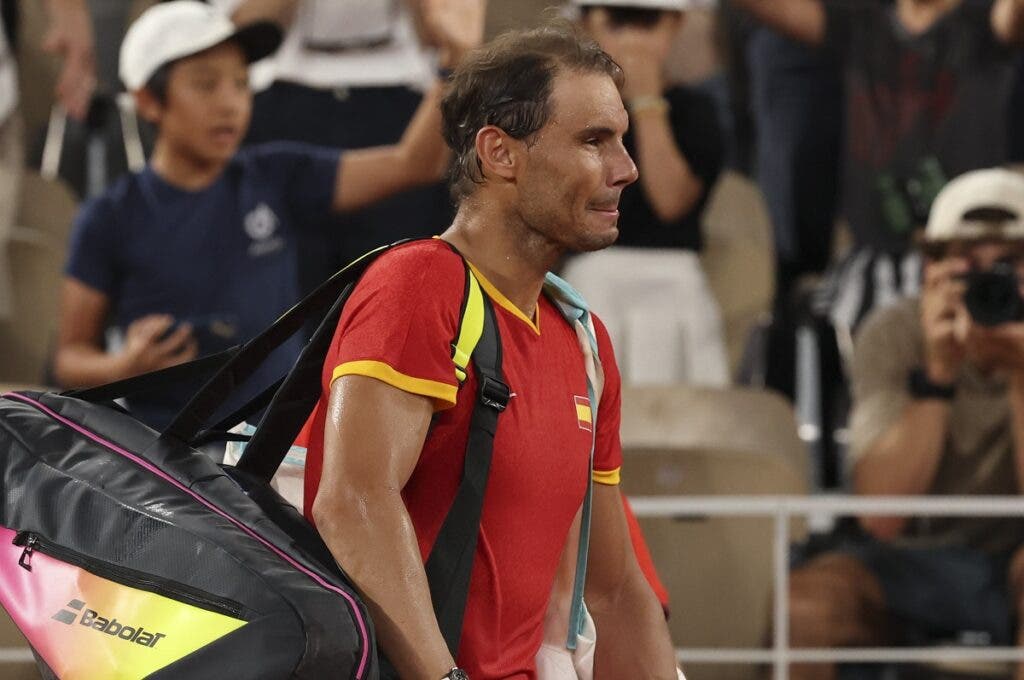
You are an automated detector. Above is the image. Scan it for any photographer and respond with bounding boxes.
[787,168,1024,680]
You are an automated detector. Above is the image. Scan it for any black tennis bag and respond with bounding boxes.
[0,242,507,679]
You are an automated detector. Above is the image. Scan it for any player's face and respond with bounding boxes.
[155,41,252,166]
[514,70,637,253]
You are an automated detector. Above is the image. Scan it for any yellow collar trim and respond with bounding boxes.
[466,261,541,335]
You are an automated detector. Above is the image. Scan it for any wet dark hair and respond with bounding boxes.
[440,21,623,203]
[579,5,668,28]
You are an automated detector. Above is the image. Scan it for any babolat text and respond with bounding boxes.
[79,608,167,647]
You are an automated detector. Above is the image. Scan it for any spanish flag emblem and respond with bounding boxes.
[574,395,592,432]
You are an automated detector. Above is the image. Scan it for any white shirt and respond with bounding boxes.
[214,0,434,92]
[0,24,18,125]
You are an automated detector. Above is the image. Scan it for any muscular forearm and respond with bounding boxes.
[587,568,677,679]
[853,400,952,538]
[630,106,704,223]
[312,491,454,680]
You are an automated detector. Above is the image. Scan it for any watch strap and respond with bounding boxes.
[907,366,956,401]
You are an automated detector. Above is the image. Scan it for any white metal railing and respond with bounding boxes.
[628,495,1024,680]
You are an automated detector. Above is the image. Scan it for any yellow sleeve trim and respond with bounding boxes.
[331,360,457,409]
[592,467,621,486]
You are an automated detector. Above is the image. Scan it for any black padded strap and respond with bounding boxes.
[234,282,355,481]
[162,243,394,444]
[64,348,238,404]
[424,295,509,656]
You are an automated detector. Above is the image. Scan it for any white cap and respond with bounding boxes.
[924,168,1024,244]
[571,0,695,10]
[119,0,282,91]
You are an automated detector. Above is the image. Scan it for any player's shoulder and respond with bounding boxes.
[357,238,469,299]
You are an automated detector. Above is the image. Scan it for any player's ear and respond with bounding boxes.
[475,126,519,183]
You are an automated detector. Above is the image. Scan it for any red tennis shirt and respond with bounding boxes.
[302,240,623,679]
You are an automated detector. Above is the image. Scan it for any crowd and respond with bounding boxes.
[3,0,1024,678]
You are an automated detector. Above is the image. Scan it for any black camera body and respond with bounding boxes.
[963,262,1024,326]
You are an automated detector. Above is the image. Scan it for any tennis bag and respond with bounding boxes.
[0,241,508,679]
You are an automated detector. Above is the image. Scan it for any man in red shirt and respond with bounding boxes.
[304,23,678,680]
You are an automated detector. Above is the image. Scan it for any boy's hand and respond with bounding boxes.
[421,0,486,69]
[120,314,198,377]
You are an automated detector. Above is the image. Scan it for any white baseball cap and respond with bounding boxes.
[923,168,1024,245]
[119,0,282,91]
[571,0,711,9]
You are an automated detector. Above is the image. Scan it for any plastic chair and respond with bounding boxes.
[0,230,65,384]
[621,444,809,680]
[700,170,776,374]
[620,384,808,484]
[0,609,39,679]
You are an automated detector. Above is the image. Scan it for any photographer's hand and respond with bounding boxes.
[587,8,675,100]
[968,323,1024,375]
[921,258,969,385]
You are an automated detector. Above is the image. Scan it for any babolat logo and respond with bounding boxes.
[51,599,167,647]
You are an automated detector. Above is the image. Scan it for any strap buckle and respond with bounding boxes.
[479,376,510,412]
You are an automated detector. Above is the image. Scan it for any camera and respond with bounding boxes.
[963,262,1024,326]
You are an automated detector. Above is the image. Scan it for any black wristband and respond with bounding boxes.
[907,366,956,401]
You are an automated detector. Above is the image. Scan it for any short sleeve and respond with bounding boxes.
[591,313,623,485]
[322,242,466,409]
[64,196,120,296]
[246,142,342,225]
[847,299,923,466]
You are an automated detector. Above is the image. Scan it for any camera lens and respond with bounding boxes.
[963,263,1024,326]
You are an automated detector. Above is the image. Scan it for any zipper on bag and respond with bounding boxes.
[12,530,246,619]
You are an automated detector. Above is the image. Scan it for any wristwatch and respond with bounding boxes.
[442,668,469,680]
[907,366,956,401]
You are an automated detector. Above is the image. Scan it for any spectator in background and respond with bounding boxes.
[731,0,1024,332]
[788,168,1024,680]
[53,0,482,430]
[747,26,842,309]
[561,0,729,386]
[0,0,95,319]
[211,0,454,298]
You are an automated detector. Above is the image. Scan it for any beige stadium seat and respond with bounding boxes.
[700,171,776,373]
[620,384,808,483]
[16,172,78,248]
[620,384,807,680]
[623,445,807,680]
[0,230,65,385]
[0,608,39,679]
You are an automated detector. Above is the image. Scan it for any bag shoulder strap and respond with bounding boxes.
[425,259,510,657]
[543,272,602,651]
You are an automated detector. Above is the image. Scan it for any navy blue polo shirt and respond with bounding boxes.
[66,142,341,429]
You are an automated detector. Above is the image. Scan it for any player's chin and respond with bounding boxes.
[574,225,620,253]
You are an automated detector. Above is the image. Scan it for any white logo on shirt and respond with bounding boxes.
[243,203,285,257]
[244,203,278,240]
